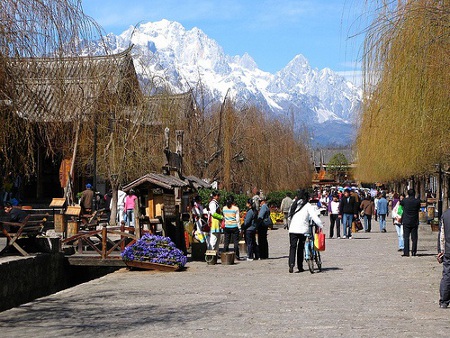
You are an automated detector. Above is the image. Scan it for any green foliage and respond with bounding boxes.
[327,153,349,173]
[266,190,296,208]
[196,188,248,211]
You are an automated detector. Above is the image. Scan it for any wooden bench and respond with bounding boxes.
[0,214,47,256]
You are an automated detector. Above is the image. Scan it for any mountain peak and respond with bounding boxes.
[234,52,258,70]
[95,20,361,146]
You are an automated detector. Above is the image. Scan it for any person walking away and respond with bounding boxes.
[339,189,358,239]
[288,189,324,273]
[392,194,405,252]
[257,197,270,259]
[400,188,421,256]
[242,199,259,261]
[80,183,94,215]
[329,194,341,238]
[208,191,222,251]
[222,195,241,260]
[377,192,388,232]
[438,207,450,308]
[360,195,374,232]
[280,192,293,229]
[124,189,138,228]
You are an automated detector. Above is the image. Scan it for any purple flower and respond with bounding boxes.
[121,234,187,268]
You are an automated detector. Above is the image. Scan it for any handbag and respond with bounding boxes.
[263,216,273,227]
[360,210,365,217]
[354,218,363,231]
[220,219,225,229]
[314,229,326,251]
[201,220,211,233]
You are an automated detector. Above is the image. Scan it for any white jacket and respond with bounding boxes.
[289,202,324,235]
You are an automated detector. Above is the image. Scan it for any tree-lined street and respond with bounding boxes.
[0,218,448,337]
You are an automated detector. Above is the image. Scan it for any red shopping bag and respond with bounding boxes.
[314,229,326,251]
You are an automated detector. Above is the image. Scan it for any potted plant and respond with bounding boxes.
[121,234,187,271]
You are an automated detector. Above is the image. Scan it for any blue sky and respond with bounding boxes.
[81,0,369,85]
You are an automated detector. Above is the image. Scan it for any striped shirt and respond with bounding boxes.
[222,205,240,229]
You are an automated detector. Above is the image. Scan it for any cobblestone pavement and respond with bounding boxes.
[0,217,449,338]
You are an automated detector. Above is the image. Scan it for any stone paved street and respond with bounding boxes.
[0,217,449,337]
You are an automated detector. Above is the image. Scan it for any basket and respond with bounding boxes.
[220,251,235,265]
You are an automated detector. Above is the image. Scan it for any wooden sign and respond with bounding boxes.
[50,198,66,208]
[65,205,81,216]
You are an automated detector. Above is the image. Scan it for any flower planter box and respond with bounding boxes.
[124,260,180,271]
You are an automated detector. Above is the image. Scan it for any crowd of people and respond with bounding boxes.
[190,190,272,261]
[189,187,425,269]
[313,187,421,256]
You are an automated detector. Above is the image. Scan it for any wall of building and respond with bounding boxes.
[0,253,118,312]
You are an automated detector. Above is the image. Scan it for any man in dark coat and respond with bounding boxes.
[438,207,450,308]
[80,183,94,215]
[400,188,421,256]
[339,189,358,239]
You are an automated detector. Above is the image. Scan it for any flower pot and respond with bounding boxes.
[124,260,180,271]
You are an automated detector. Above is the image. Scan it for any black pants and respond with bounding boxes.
[289,233,306,269]
[364,215,372,232]
[245,229,259,259]
[258,225,269,259]
[440,254,450,307]
[403,225,418,256]
[224,227,240,258]
[329,214,340,238]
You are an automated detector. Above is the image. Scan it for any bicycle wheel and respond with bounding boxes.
[307,242,315,274]
[315,250,322,272]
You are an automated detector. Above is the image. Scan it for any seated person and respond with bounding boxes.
[4,202,28,223]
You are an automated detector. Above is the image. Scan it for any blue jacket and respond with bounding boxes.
[243,208,257,231]
[377,197,388,215]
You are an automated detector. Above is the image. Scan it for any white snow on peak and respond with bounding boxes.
[94,20,361,145]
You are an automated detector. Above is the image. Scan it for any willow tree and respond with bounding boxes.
[356,0,450,182]
[0,0,102,177]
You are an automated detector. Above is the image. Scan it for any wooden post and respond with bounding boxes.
[134,202,141,239]
[120,223,125,251]
[101,225,107,259]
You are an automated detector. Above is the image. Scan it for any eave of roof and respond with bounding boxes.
[123,173,189,191]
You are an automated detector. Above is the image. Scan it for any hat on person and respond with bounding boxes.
[86,183,92,189]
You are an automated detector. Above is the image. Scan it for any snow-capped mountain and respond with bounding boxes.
[94,20,361,146]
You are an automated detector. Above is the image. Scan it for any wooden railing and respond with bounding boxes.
[61,224,150,259]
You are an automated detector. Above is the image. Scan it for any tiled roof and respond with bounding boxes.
[123,173,189,191]
[5,47,140,122]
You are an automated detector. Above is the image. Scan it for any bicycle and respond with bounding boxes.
[304,222,322,273]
